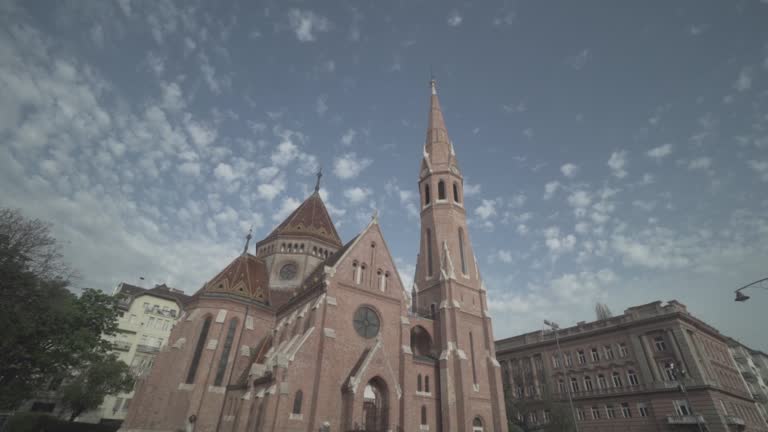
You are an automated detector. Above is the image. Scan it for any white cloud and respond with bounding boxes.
[273,197,301,222]
[611,231,691,269]
[567,190,592,209]
[341,129,356,146]
[475,199,497,220]
[544,226,577,254]
[271,129,318,175]
[178,162,201,176]
[257,166,279,182]
[688,157,712,170]
[516,224,529,235]
[213,163,236,181]
[551,269,616,304]
[333,153,372,179]
[607,151,627,178]
[257,176,285,201]
[315,95,328,116]
[287,9,331,42]
[495,250,513,263]
[734,67,752,92]
[748,160,768,181]
[463,182,481,196]
[160,82,185,112]
[647,143,673,159]
[343,187,371,205]
[447,11,463,27]
[185,117,217,147]
[560,163,579,178]
[567,49,590,70]
[90,24,104,48]
[543,181,560,199]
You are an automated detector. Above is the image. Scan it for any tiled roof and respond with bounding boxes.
[200,254,270,303]
[117,283,191,306]
[262,191,342,247]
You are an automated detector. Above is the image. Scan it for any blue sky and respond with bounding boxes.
[1,0,767,349]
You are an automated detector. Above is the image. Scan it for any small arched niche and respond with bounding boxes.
[410,325,434,358]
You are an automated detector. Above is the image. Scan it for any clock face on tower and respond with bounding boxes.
[353,306,380,339]
[279,262,298,280]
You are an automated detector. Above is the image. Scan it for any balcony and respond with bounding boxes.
[724,416,746,426]
[136,344,160,354]
[144,305,178,318]
[667,415,706,425]
[112,341,132,351]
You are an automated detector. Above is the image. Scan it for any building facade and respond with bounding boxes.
[728,339,768,423]
[120,81,509,432]
[495,301,768,432]
[19,283,189,425]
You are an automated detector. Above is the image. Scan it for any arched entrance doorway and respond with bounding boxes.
[472,416,484,432]
[362,377,389,431]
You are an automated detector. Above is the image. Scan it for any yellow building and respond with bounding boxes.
[93,283,189,426]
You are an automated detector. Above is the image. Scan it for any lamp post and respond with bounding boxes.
[734,277,768,302]
[544,320,580,432]
[668,362,705,432]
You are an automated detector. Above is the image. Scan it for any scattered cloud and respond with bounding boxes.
[560,163,579,178]
[447,10,463,27]
[544,181,560,200]
[463,182,482,197]
[544,226,577,255]
[333,153,372,179]
[341,129,356,146]
[734,67,752,92]
[287,9,331,42]
[315,95,328,116]
[688,157,712,171]
[343,187,371,205]
[647,143,673,159]
[475,199,498,220]
[748,160,768,181]
[566,49,590,70]
[607,151,628,178]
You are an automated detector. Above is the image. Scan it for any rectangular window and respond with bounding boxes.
[619,343,629,358]
[654,336,667,352]
[565,352,573,367]
[612,373,623,387]
[570,378,579,393]
[591,407,601,419]
[584,376,593,391]
[529,412,538,424]
[621,402,631,418]
[552,355,561,368]
[558,380,567,393]
[591,348,600,362]
[628,370,639,386]
[638,404,649,417]
[543,410,551,423]
[597,375,607,389]
[606,405,616,419]
[577,350,586,364]
[663,362,677,381]
[719,400,729,415]
[604,345,615,360]
[148,317,155,328]
[674,400,691,416]
[576,408,585,421]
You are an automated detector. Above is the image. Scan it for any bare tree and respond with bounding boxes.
[595,302,613,320]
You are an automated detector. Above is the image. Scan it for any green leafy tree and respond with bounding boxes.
[0,208,121,409]
[503,376,577,432]
[61,355,135,421]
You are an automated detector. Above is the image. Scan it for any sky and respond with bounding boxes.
[1,0,767,350]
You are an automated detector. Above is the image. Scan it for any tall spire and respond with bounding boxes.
[314,168,323,193]
[242,227,252,255]
[423,78,457,170]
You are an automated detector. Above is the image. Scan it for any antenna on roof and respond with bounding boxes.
[242,226,253,255]
[314,168,323,193]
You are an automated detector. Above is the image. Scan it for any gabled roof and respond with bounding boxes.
[198,253,270,303]
[116,283,191,307]
[261,191,342,247]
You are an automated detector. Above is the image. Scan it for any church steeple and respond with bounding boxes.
[423,78,460,177]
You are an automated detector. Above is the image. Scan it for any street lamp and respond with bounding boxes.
[544,320,580,432]
[667,362,705,432]
[734,277,768,302]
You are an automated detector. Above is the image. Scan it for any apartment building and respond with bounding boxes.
[91,283,190,425]
[728,338,768,423]
[495,300,767,432]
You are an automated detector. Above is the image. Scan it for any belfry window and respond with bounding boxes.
[425,375,430,393]
[438,180,446,200]
[426,229,433,277]
[417,374,423,392]
[185,316,212,384]
[424,184,431,205]
[453,182,460,202]
[292,390,303,415]
[214,318,238,386]
[458,228,467,274]
[469,331,478,384]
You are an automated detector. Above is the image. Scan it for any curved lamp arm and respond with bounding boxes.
[735,277,768,302]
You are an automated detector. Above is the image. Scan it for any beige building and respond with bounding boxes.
[495,300,768,432]
[92,283,190,425]
[728,338,768,423]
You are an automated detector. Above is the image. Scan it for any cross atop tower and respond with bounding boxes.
[242,226,253,255]
[314,168,323,193]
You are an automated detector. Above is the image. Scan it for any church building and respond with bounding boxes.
[121,82,509,432]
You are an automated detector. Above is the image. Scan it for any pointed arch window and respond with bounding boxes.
[438,180,446,200]
[292,390,303,415]
[453,182,460,202]
[417,374,423,392]
[425,375,430,393]
[469,331,478,385]
[421,405,428,425]
[458,228,467,275]
[424,184,431,205]
[213,318,238,386]
[185,316,212,384]
[426,229,433,277]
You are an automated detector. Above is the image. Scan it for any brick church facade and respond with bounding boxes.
[121,82,509,432]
